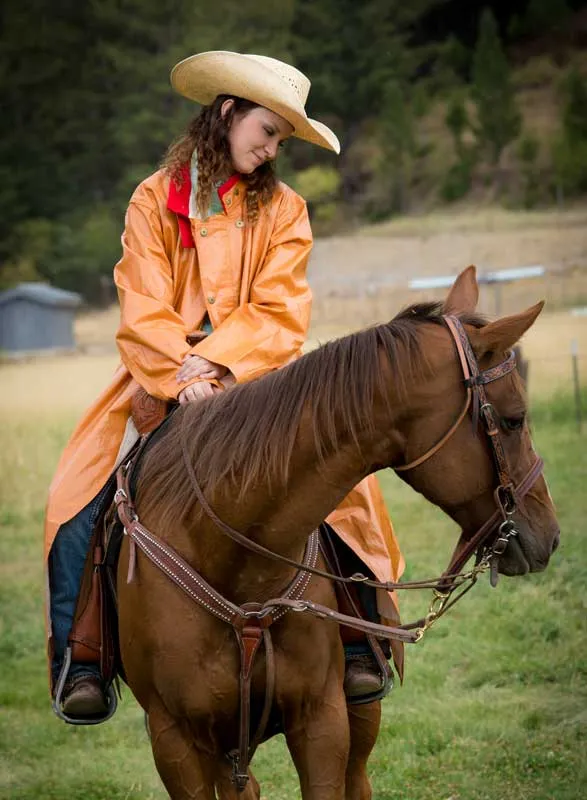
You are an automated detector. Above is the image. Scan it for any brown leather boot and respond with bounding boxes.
[343,654,384,699]
[62,675,108,717]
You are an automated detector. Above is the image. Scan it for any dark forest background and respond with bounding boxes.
[1,0,586,301]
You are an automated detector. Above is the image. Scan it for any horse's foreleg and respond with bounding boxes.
[285,679,350,800]
[147,700,216,800]
[345,701,381,800]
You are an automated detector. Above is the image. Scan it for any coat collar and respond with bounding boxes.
[167,165,241,248]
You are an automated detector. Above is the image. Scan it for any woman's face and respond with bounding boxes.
[223,101,294,174]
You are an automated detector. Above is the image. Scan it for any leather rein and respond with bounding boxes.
[113,314,543,791]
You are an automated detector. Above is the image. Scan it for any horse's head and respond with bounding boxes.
[394,266,559,578]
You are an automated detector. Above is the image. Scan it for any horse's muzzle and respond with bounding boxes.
[499,523,560,576]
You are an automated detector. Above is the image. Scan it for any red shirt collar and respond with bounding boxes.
[167,165,190,217]
[167,166,240,248]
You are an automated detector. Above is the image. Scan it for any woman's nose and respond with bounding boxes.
[265,141,278,160]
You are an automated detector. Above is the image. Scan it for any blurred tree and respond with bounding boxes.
[562,66,587,144]
[378,81,417,213]
[293,165,341,230]
[551,66,587,203]
[520,0,571,36]
[291,0,443,131]
[0,0,115,259]
[291,0,444,209]
[442,90,477,202]
[445,92,469,158]
[440,153,475,202]
[472,8,521,167]
[428,34,470,91]
[516,133,541,207]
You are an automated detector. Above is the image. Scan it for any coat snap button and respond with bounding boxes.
[208,295,215,304]
[235,219,244,228]
[200,227,208,236]
[225,197,232,206]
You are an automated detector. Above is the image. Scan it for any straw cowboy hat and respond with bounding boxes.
[170,51,340,154]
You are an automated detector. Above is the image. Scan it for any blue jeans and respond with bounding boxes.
[49,484,110,684]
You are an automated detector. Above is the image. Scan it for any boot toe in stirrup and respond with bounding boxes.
[62,676,108,717]
[344,657,385,698]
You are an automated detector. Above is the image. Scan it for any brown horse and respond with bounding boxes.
[116,266,559,799]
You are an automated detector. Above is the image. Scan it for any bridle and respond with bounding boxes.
[391,314,544,634]
[113,313,544,790]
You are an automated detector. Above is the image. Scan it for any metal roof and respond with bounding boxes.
[409,266,545,290]
[0,282,82,309]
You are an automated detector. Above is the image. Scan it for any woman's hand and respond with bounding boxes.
[178,381,221,405]
[177,354,228,384]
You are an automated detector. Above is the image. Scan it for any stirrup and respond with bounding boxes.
[345,668,393,706]
[345,651,394,707]
[51,646,118,725]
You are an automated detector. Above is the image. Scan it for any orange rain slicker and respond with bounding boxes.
[44,169,405,666]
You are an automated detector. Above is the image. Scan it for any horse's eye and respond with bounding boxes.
[501,415,525,432]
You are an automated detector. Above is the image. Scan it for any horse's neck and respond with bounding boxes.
[226,372,402,573]
[270,387,401,533]
[182,360,404,597]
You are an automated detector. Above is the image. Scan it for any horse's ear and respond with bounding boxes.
[443,266,479,315]
[472,301,544,356]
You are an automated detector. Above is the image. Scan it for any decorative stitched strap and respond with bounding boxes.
[464,349,516,386]
[444,315,517,491]
[115,467,320,627]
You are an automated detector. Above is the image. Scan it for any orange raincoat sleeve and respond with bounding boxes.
[114,198,195,401]
[193,191,313,383]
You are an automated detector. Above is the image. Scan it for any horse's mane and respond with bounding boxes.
[136,303,486,525]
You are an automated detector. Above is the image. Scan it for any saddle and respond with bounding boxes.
[55,419,172,725]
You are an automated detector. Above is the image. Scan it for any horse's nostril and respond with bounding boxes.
[551,531,560,553]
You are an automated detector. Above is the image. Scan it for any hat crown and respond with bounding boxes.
[244,54,310,107]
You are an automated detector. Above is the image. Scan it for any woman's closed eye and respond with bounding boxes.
[264,126,287,149]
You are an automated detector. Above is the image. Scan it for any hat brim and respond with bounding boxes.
[171,51,340,154]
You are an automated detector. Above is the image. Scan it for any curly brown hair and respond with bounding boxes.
[162,95,279,224]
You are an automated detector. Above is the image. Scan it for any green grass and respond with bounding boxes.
[1,396,586,799]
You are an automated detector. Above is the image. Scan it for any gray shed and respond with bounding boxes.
[0,282,82,354]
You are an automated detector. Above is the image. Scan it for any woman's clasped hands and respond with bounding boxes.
[177,354,233,405]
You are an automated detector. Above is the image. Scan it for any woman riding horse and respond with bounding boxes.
[45,51,404,718]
